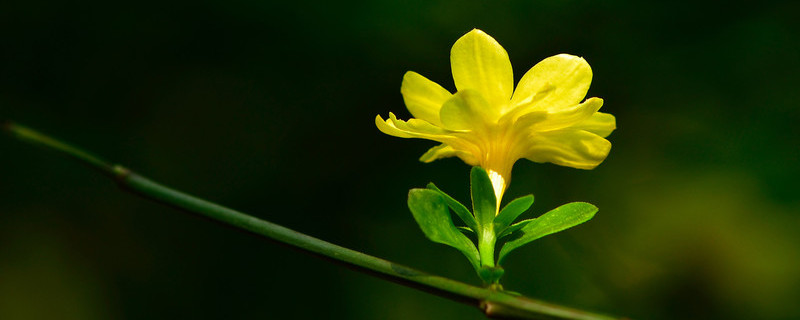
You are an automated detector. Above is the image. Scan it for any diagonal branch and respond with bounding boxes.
[2,121,624,320]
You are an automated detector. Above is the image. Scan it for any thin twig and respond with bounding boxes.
[2,121,624,320]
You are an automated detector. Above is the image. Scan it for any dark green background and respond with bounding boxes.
[2,1,799,319]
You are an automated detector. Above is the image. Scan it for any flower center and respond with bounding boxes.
[479,129,519,214]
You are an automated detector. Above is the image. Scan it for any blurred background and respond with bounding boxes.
[2,0,799,319]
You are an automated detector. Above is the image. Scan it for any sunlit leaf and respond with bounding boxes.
[494,194,534,234]
[498,202,597,263]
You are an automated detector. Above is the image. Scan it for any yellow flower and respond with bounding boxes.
[376,29,616,206]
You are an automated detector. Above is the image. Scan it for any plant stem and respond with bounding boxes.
[479,228,497,267]
[2,121,625,320]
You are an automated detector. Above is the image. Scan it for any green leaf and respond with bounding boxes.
[408,189,481,269]
[470,167,497,227]
[497,218,533,239]
[456,226,475,236]
[498,202,598,263]
[426,182,478,232]
[494,194,534,234]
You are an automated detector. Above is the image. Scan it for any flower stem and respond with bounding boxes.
[479,228,497,267]
[2,121,625,320]
[477,226,505,285]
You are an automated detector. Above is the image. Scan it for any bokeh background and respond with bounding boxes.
[2,1,800,319]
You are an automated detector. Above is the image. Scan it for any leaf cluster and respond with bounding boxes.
[408,167,597,284]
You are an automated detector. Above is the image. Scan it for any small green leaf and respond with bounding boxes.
[456,226,475,237]
[498,202,598,263]
[494,194,534,234]
[497,218,534,239]
[470,167,497,227]
[427,182,478,232]
[408,189,480,269]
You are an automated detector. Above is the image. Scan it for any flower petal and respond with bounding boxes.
[419,143,479,165]
[439,90,497,131]
[511,54,592,113]
[450,29,513,110]
[523,129,611,169]
[401,71,452,126]
[375,113,450,139]
[535,97,604,132]
[377,113,484,163]
[375,114,414,138]
[570,112,616,138]
[419,144,457,162]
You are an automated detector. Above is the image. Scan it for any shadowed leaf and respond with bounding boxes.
[408,188,480,269]
[427,182,478,232]
[498,218,534,239]
[470,167,497,227]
